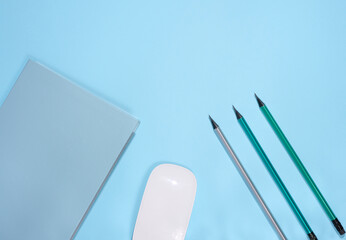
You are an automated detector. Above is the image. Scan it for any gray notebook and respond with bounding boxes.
[0,60,139,240]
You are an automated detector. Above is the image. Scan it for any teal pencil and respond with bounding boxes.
[233,106,317,240]
[254,94,344,236]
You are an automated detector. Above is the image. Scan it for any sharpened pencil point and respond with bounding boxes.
[209,115,219,129]
[232,106,243,119]
[254,93,265,107]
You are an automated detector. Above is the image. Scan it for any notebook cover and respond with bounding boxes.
[0,60,139,240]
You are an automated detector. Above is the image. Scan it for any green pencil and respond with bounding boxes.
[255,94,345,236]
[233,106,317,240]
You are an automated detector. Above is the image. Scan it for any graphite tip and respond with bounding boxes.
[254,93,265,107]
[332,218,345,235]
[232,106,243,119]
[209,115,219,129]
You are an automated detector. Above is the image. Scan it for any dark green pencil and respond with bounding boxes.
[233,106,317,240]
[255,94,344,236]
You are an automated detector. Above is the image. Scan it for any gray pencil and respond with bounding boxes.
[209,116,287,240]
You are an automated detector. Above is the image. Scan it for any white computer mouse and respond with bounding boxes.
[132,164,197,240]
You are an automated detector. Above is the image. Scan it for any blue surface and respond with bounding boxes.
[1,1,345,239]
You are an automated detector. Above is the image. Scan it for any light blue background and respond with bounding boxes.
[1,1,345,239]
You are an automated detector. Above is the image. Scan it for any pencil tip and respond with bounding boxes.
[209,115,219,129]
[254,93,265,107]
[232,106,243,119]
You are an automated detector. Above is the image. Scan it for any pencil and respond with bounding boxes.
[254,94,345,235]
[233,106,317,240]
[209,116,287,240]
